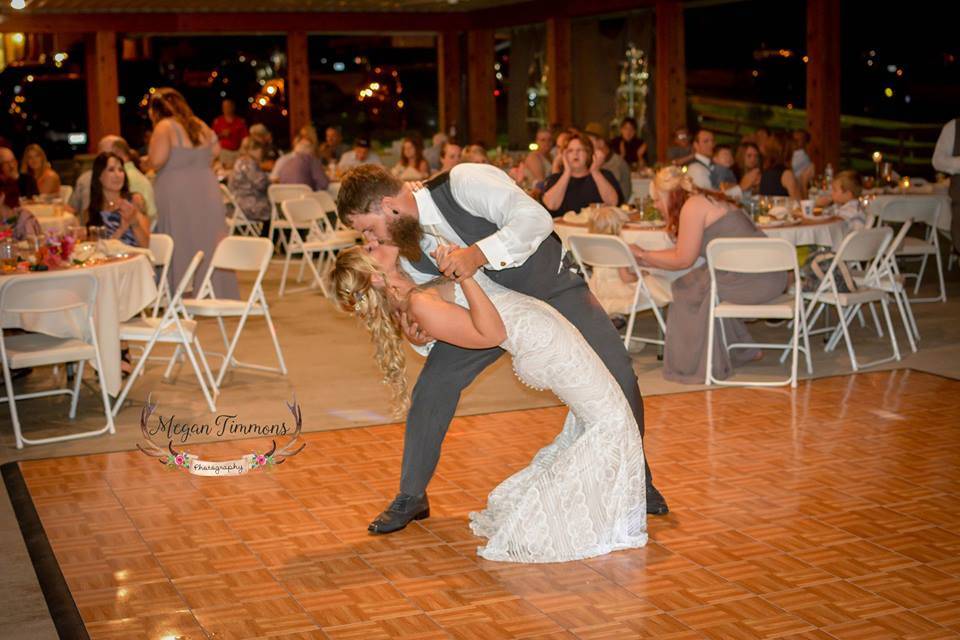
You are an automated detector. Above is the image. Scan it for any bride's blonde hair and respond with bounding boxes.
[650,165,697,235]
[331,247,409,415]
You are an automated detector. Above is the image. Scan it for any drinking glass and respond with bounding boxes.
[0,239,15,269]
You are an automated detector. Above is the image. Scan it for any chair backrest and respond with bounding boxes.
[568,234,635,270]
[281,197,327,227]
[306,190,337,214]
[835,226,893,264]
[706,237,797,274]
[884,219,913,263]
[210,236,273,273]
[267,184,312,207]
[168,251,205,311]
[870,195,940,228]
[0,271,97,317]
[148,233,174,267]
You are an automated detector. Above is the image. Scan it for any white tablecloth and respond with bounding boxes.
[35,212,79,234]
[1,255,157,395]
[867,194,952,235]
[555,215,848,251]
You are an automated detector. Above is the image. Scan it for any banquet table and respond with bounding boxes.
[0,254,158,396]
[867,193,952,235]
[554,214,848,252]
[21,203,79,234]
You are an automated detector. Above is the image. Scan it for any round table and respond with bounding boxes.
[867,193,952,235]
[21,203,80,234]
[0,254,158,396]
[554,214,848,251]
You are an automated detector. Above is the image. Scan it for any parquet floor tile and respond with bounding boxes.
[10,369,960,638]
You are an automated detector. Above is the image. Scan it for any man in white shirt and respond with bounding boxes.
[337,163,668,533]
[685,129,719,191]
[932,118,960,253]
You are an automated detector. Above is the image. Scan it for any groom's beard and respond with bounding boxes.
[388,215,424,263]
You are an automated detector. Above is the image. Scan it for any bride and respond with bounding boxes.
[332,241,648,563]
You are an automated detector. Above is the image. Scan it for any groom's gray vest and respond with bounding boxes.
[407,171,580,299]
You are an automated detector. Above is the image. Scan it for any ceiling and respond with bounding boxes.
[3,0,528,12]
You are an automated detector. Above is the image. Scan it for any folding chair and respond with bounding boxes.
[870,195,946,303]
[305,190,363,239]
[267,184,312,254]
[0,272,115,449]
[705,237,811,388]
[279,198,357,297]
[221,184,263,238]
[113,251,218,415]
[567,234,670,350]
[801,227,900,372]
[182,237,287,389]
[147,233,174,317]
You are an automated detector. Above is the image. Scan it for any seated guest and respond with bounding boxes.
[248,123,278,169]
[70,135,157,223]
[542,133,623,217]
[631,167,787,384]
[667,126,694,165]
[337,138,382,175]
[21,144,61,197]
[791,129,814,191]
[522,128,554,187]
[735,142,762,196]
[462,143,489,164]
[758,133,801,199]
[0,147,38,200]
[609,117,647,169]
[228,138,272,236]
[87,152,150,248]
[550,130,572,173]
[814,170,866,230]
[434,141,461,176]
[712,145,738,188]
[423,132,447,172]
[586,129,631,202]
[0,183,41,240]
[276,137,329,191]
[270,126,312,180]
[750,126,771,150]
[391,137,429,180]
[320,126,350,163]
[685,129,720,191]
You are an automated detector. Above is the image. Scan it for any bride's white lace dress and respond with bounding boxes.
[450,275,648,563]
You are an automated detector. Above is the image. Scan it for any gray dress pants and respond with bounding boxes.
[399,275,652,497]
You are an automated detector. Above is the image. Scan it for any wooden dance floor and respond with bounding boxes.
[4,369,959,639]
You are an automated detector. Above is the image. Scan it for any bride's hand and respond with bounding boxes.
[433,243,485,282]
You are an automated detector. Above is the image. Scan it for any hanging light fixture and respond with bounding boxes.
[10,0,27,10]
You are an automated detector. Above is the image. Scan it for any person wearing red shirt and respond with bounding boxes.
[212,99,248,165]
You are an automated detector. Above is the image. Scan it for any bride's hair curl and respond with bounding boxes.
[649,165,698,235]
[331,247,409,415]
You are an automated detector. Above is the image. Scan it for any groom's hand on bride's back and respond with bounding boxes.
[395,311,433,347]
[433,244,486,283]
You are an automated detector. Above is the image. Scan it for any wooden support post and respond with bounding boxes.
[437,31,463,139]
[466,28,496,147]
[286,30,311,144]
[806,0,840,172]
[84,31,120,153]
[655,0,686,163]
[546,16,572,127]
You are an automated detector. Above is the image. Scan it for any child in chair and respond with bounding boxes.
[816,170,866,231]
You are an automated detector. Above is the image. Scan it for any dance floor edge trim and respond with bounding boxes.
[2,461,90,640]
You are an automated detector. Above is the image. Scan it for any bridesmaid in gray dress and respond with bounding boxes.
[631,167,787,383]
[148,88,239,299]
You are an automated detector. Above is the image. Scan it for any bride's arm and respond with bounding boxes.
[407,278,507,349]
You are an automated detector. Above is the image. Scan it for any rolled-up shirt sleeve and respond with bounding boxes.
[932,120,960,175]
[450,164,554,270]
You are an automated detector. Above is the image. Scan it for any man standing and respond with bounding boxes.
[932,118,960,254]
[337,163,668,534]
[212,99,248,166]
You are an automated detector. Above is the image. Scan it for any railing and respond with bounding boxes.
[688,95,942,178]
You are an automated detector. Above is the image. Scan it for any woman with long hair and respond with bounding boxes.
[331,242,648,563]
[630,167,787,383]
[148,87,238,298]
[391,137,429,180]
[758,133,802,199]
[21,143,61,196]
[86,152,150,248]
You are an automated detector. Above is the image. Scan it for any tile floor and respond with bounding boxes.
[12,369,960,639]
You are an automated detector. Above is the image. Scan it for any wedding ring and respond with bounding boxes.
[453,271,460,278]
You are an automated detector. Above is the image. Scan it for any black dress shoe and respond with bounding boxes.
[368,493,430,534]
[646,485,669,516]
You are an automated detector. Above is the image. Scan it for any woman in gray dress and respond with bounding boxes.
[631,167,787,383]
[148,87,239,298]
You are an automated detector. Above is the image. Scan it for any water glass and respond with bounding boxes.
[0,239,15,269]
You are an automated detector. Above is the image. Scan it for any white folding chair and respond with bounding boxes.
[182,237,287,389]
[267,184,312,254]
[0,272,114,449]
[279,198,357,297]
[305,190,363,237]
[851,219,919,353]
[221,184,263,238]
[567,234,670,349]
[147,233,174,317]
[870,195,946,303]
[114,252,218,414]
[705,238,811,388]
[59,184,73,204]
[801,227,900,372]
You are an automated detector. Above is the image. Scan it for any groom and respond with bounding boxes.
[338,162,668,533]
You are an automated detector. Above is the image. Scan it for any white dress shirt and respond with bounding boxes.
[686,153,714,190]
[932,119,960,175]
